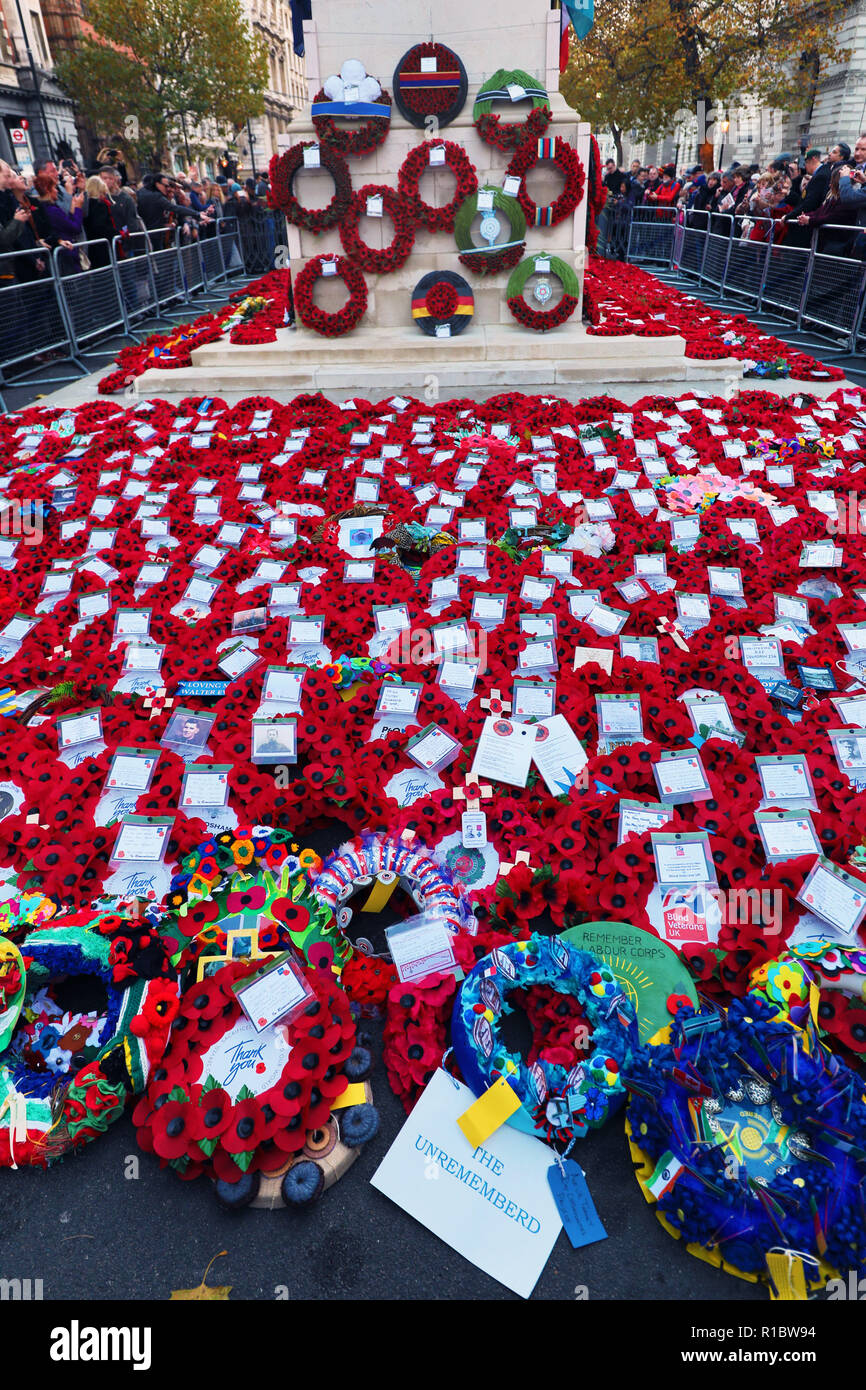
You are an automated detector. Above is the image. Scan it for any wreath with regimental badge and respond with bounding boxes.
[454,186,527,277]
[506,254,580,331]
[627,994,866,1293]
[473,69,551,152]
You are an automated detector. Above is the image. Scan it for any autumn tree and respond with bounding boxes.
[56,0,269,170]
[561,0,850,164]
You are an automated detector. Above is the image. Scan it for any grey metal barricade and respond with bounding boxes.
[217,217,246,280]
[676,218,707,276]
[146,226,187,309]
[759,237,813,319]
[178,232,205,296]
[54,237,133,354]
[721,218,775,305]
[199,226,228,286]
[625,206,677,263]
[112,231,159,324]
[0,248,82,379]
[698,214,734,290]
[799,223,866,346]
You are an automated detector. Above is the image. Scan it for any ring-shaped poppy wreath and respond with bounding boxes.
[506,254,580,332]
[451,933,639,1142]
[0,927,172,1167]
[411,270,474,337]
[267,142,353,233]
[311,86,392,158]
[339,184,415,274]
[472,68,551,152]
[309,832,474,961]
[162,829,348,977]
[133,957,357,1185]
[750,938,866,1053]
[626,994,866,1293]
[392,42,468,128]
[505,136,586,228]
[453,186,527,277]
[397,140,478,234]
[294,253,368,337]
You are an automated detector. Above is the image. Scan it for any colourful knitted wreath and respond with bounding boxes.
[451,933,639,1141]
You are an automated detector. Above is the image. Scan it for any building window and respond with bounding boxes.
[29,10,49,65]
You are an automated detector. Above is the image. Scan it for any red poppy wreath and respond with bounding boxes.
[397,140,478,234]
[339,184,415,274]
[392,42,468,128]
[268,142,353,233]
[505,136,586,228]
[294,254,368,337]
[132,957,356,1185]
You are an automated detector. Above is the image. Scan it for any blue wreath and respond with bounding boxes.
[627,993,866,1280]
[451,933,639,1133]
[8,941,121,1100]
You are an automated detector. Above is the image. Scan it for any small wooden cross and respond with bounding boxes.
[454,779,493,813]
[499,849,533,876]
[480,688,512,716]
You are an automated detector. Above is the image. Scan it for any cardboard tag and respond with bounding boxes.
[457,1075,522,1147]
[303,145,321,168]
[767,1251,807,1301]
[547,1159,608,1249]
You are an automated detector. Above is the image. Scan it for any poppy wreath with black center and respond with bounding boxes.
[132,957,355,1181]
[392,42,468,128]
[267,143,353,233]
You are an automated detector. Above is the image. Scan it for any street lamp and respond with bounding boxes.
[246,119,257,179]
[719,118,730,170]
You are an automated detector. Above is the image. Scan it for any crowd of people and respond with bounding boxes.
[0,156,275,287]
[600,136,866,257]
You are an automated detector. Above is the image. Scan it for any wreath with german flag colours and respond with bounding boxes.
[411,270,474,337]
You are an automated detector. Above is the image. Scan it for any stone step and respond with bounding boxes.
[137,352,742,399]
[190,325,688,368]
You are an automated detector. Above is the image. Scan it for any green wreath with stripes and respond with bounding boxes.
[454,186,527,277]
[506,254,580,332]
[472,69,551,151]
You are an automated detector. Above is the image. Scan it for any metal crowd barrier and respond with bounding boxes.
[621,206,866,356]
[0,208,286,409]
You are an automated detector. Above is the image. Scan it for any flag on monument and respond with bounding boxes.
[560,0,594,71]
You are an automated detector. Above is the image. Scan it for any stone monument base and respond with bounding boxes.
[136,324,745,403]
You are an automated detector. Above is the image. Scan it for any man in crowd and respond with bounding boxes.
[783,148,830,244]
[136,172,211,239]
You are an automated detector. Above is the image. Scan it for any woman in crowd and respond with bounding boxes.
[82,175,121,267]
[33,172,85,274]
